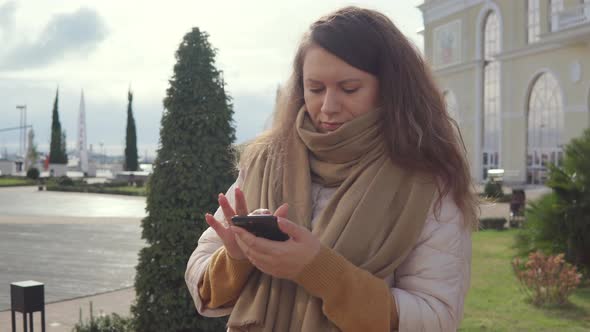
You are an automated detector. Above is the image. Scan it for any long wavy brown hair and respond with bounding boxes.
[241,6,478,230]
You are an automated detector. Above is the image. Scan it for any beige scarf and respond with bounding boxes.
[228,106,436,331]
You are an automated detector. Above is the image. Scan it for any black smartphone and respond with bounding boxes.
[231,215,289,241]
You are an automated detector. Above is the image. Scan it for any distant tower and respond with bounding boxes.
[24,128,34,170]
[77,90,89,174]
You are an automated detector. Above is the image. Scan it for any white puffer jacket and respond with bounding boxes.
[186,170,472,331]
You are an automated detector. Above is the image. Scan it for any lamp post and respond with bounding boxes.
[99,141,104,165]
[16,105,27,158]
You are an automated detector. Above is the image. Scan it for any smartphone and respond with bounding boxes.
[231,215,289,241]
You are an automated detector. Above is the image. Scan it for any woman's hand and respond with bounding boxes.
[204,187,249,260]
[231,204,321,280]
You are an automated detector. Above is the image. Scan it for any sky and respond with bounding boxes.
[0,0,424,159]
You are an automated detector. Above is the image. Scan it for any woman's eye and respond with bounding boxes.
[309,87,324,93]
[342,87,359,94]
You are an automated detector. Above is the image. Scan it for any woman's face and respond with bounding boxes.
[302,45,380,133]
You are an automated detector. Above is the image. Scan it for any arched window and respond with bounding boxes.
[443,90,460,123]
[549,0,564,32]
[482,11,501,180]
[528,0,541,43]
[527,72,564,184]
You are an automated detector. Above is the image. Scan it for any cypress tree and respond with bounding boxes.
[49,89,66,164]
[131,27,236,332]
[125,89,139,171]
[60,131,68,163]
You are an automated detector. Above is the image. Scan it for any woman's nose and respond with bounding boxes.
[320,89,341,115]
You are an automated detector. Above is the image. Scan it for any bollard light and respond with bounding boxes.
[10,280,46,332]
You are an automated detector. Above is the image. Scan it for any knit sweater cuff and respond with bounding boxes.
[293,245,348,297]
[293,245,394,331]
[222,248,255,271]
[198,247,255,309]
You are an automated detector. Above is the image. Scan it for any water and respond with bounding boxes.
[0,187,146,218]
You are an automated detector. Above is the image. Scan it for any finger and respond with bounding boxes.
[231,225,254,244]
[250,208,271,215]
[246,245,275,267]
[205,213,227,235]
[233,231,277,269]
[232,226,285,253]
[233,231,251,258]
[274,203,289,218]
[218,194,236,224]
[277,217,303,241]
[235,187,249,216]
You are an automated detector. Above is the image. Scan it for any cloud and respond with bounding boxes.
[0,7,108,70]
[232,93,275,143]
[0,1,425,157]
[0,1,16,39]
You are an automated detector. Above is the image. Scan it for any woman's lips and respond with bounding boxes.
[320,122,342,131]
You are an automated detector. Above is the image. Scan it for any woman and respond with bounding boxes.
[186,6,476,331]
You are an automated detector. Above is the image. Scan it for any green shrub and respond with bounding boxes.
[484,180,504,199]
[56,176,74,186]
[26,168,40,180]
[479,217,507,230]
[72,302,134,332]
[513,193,567,256]
[73,313,134,332]
[131,27,235,331]
[515,128,590,277]
[45,184,145,196]
[100,181,129,188]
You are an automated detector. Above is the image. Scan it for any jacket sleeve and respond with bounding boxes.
[391,194,472,332]
[185,170,245,317]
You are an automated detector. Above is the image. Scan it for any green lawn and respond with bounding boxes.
[461,229,590,331]
[0,177,36,187]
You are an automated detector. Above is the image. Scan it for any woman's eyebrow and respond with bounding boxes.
[305,78,322,84]
[338,79,361,84]
[304,78,361,84]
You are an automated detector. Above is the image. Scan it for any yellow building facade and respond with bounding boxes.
[419,0,590,184]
